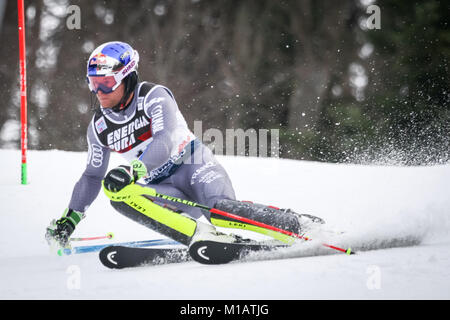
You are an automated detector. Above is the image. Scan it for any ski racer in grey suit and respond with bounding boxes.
[45,41,318,249]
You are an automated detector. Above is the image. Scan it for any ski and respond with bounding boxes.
[188,239,288,265]
[99,245,190,269]
[59,238,179,256]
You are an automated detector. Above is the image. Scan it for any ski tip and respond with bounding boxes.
[346,248,356,255]
[99,246,124,269]
[106,232,114,239]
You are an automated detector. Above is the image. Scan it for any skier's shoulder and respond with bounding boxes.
[138,81,176,103]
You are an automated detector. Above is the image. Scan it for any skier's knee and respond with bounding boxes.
[212,199,301,234]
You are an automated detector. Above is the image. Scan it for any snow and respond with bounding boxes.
[1,149,449,299]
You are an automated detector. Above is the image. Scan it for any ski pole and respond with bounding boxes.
[59,238,179,256]
[104,184,354,255]
[70,232,114,242]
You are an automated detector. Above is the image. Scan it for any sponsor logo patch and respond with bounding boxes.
[95,116,108,134]
[89,144,104,168]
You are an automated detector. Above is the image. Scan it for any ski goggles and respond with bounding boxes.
[87,75,121,94]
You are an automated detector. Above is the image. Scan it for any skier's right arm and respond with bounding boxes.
[45,122,110,248]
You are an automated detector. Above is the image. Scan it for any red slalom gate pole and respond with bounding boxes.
[18,0,28,184]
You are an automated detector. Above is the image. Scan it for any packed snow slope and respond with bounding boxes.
[1,149,449,299]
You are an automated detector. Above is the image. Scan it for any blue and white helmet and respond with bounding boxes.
[86,41,139,94]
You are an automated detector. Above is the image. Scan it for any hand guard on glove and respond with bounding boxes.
[103,160,147,193]
[45,208,84,248]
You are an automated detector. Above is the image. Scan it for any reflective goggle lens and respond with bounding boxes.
[88,76,118,94]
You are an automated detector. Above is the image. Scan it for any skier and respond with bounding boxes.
[45,41,321,250]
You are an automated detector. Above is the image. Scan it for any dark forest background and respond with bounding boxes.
[0,0,449,165]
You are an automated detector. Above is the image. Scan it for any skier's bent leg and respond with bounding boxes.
[211,199,302,233]
[176,145,315,240]
[110,195,198,245]
[144,182,204,219]
[210,199,325,242]
[179,145,237,218]
[109,195,235,246]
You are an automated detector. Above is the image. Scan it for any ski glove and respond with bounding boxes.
[45,208,84,248]
[103,160,147,193]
